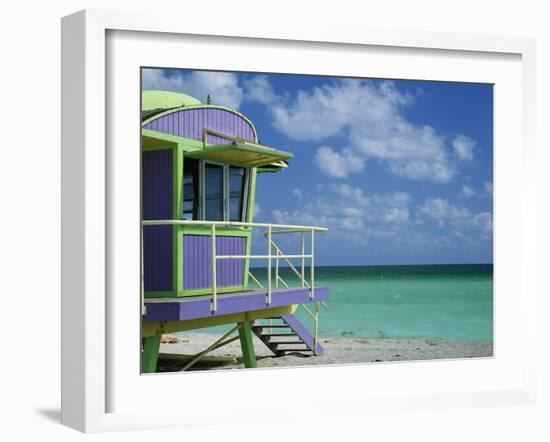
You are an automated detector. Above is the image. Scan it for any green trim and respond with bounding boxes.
[142,104,259,143]
[238,321,257,368]
[174,146,184,219]
[141,143,177,151]
[173,146,184,294]
[141,335,161,374]
[142,128,201,151]
[243,168,257,289]
[178,225,251,297]
[178,138,205,151]
[181,226,185,297]
[187,143,293,168]
[179,285,248,297]
[248,168,257,224]
[181,225,252,237]
[142,90,201,111]
[176,228,184,294]
[144,291,175,298]
[204,143,292,159]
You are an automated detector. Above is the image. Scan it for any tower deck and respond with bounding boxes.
[143,286,329,322]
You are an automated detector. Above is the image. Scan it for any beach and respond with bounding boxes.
[157,333,493,371]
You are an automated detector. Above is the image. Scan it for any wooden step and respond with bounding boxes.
[270,341,305,345]
[252,324,289,328]
[281,314,324,356]
[252,314,324,357]
[278,348,313,353]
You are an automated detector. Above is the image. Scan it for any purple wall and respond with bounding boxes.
[144,108,256,144]
[142,149,173,292]
[184,235,246,290]
[142,150,172,220]
[143,226,172,292]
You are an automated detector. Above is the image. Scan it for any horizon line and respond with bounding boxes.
[250,262,494,269]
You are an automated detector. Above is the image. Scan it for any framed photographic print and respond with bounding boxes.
[139,67,494,373]
[61,9,537,433]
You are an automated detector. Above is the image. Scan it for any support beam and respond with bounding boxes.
[238,321,257,368]
[180,326,239,371]
[141,335,161,374]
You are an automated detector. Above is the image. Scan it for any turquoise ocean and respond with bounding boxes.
[192,264,493,342]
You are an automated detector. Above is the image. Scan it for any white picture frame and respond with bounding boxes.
[61,9,537,433]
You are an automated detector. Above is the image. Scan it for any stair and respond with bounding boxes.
[252,314,324,357]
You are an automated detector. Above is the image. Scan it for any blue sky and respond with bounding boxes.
[142,68,493,266]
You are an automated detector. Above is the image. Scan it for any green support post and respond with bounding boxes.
[142,335,161,374]
[238,321,257,368]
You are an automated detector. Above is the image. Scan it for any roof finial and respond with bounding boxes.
[207,94,212,104]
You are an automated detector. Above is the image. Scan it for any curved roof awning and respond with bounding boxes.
[186,141,293,168]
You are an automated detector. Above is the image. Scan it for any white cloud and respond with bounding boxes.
[142,69,184,92]
[419,198,469,220]
[272,185,413,242]
[313,146,365,178]
[254,202,261,216]
[142,69,244,109]
[272,187,491,248]
[272,209,284,224]
[450,211,493,241]
[373,191,411,208]
[460,185,477,198]
[243,75,280,105]
[144,72,479,185]
[418,198,493,240]
[383,207,410,223]
[459,181,493,198]
[452,134,476,161]
[271,79,412,142]
[388,159,455,183]
[331,183,370,206]
[291,188,304,199]
[473,212,493,238]
[262,79,464,183]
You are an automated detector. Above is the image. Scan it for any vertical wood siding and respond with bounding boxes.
[184,235,246,290]
[144,108,256,143]
[142,150,173,292]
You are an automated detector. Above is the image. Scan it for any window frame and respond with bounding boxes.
[182,156,200,221]
[200,160,225,222]
[197,159,250,222]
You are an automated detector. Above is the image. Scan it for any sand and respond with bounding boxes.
[157,333,493,371]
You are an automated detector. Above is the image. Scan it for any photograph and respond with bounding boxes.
[140,67,494,373]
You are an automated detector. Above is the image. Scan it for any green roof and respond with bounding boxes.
[142,90,201,111]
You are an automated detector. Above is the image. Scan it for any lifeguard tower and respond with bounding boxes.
[141,91,329,372]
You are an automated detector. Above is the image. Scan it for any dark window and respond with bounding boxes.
[204,163,224,221]
[229,166,246,221]
[182,158,200,220]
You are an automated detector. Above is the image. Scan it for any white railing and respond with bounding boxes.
[141,219,328,352]
[141,219,327,307]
